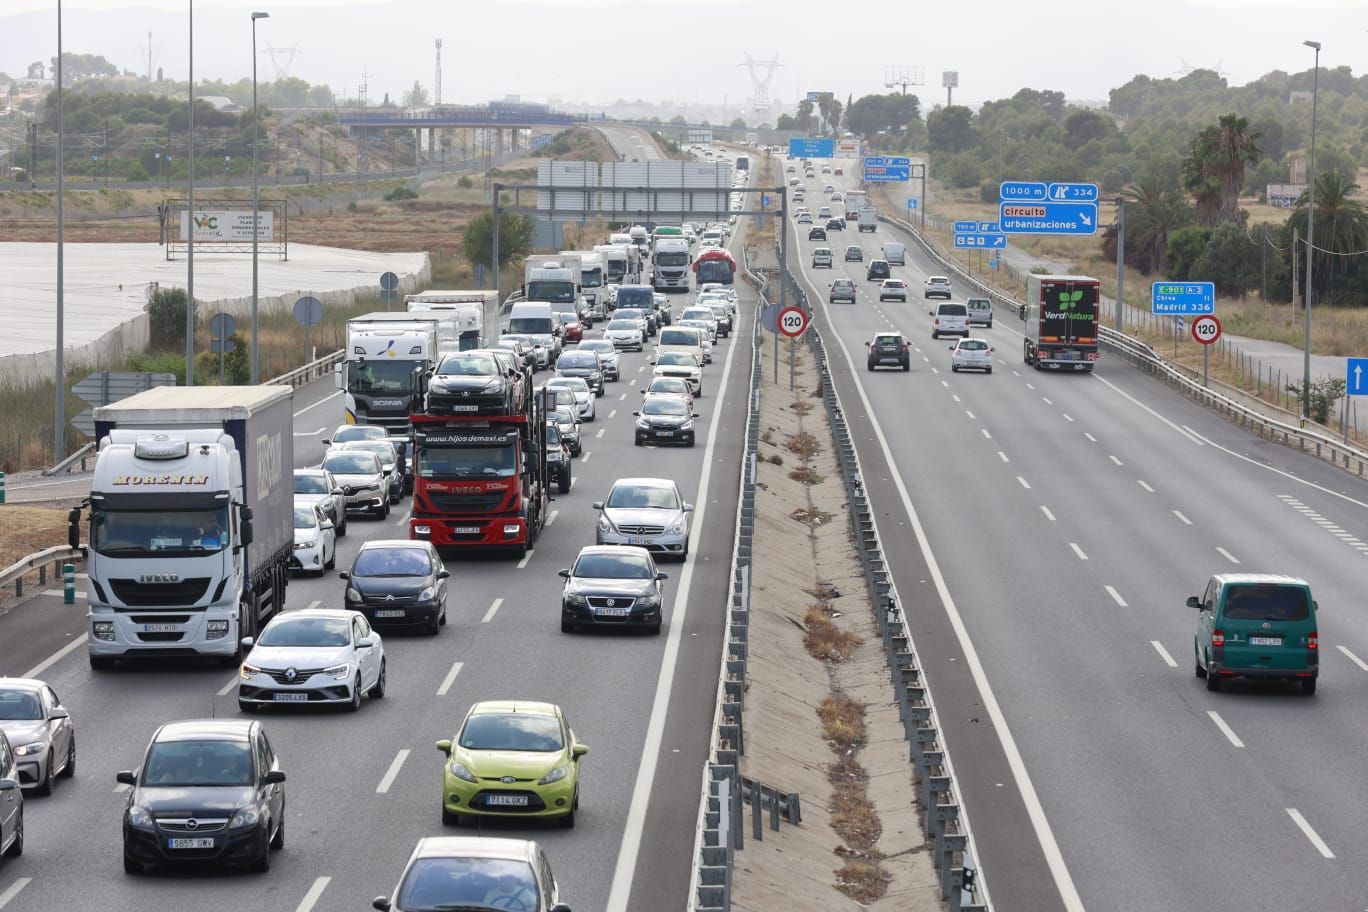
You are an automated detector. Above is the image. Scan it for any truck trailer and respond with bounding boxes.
[1022,274,1100,372]
[405,290,499,353]
[82,386,294,668]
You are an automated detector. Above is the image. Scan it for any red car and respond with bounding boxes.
[557,313,584,343]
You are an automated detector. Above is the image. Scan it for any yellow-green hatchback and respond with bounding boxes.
[1192,574,1318,695]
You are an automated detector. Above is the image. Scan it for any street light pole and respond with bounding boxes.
[1302,39,1320,422]
[251,11,270,384]
[186,0,197,386]
[55,0,66,461]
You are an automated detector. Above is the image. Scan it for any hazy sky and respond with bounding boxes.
[2,0,1365,112]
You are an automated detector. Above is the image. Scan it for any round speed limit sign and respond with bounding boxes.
[1190,314,1222,346]
[778,306,811,338]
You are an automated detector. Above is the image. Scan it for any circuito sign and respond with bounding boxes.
[778,306,810,338]
[1190,314,1222,346]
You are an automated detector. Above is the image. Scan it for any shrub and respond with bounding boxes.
[145,287,192,351]
[457,175,473,189]
[384,186,418,202]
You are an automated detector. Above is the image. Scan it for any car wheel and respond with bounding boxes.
[1301,677,1317,695]
[270,815,285,850]
[867,362,875,372]
[324,547,335,571]
[558,469,572,495]
[427,610,441,636]
[634,435,643,447]
[561,803,576,829]
[986,367,993,374]
[951,365,959,373]
[249,842,271,873]
[442,807,462,827]
[440,602,448,626]
[687,436,696,448]
[561,617,576,633]
[649,621,662,636]
[60,735,75,778]
[347,675,363,712]
[35,750,54,796]
[239,699,259,713]
[1204,655,1221,692]
[987,320,994,329]
[124,850,145,876]
[369,659,387,698]
[1194,642,1206,678]
[932,331,939,340]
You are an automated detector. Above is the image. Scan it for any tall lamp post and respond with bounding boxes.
[186,0,196,386]
[1302,39,1320,422]
[55,0,66,461]
[251,11,270,384]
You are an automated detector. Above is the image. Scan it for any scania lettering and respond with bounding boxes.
[1022,274,1100,372]
[81,386,294,668]
[337,312,440,431]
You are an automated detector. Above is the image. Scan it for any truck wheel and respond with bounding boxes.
[558,470,571,495]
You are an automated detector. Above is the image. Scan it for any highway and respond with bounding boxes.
[0,229,753,910]
[786,163,1368,911]
[592,124,667,162]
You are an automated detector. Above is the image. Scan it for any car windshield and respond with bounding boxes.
[342,441,395,462]
[876,336,903,346]
[658,353,698,367]
[549,408,576,426]
[660,329,699,346]
[418,444,517,478]
[525,281,574,303]
[437,354,499,377]
[142,739,253,787]
[579,341,614,354]
[294,474,329,495]
[546,424,562,446]
[397,857,540,912]
[616,288,654,309]
[573,551,655,579]
[353,547,432,577]
[557,313,579,326]
[293,506,319,529]
[550,378,590,393]
[347,359,416,393]
[332,426,384,443]
[650,379,688,394]
[558,353,596,368]
[643,398,689,417]
[507,316,554,334]
[959,340,988,351]
[258,616,351,647]
[460,712,563,752]
[835,281,854,289]
[324,452,379,475]
[607,320,637,331]
[91,506,230,556]
[0,690,42,720]
[607,484,679,510]
[1223,585,1311,621]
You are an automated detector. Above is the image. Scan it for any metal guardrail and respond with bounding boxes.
[880,214,1368,478]
[41,441,96,476]
[265,349,345,389]
[1,546,84,600]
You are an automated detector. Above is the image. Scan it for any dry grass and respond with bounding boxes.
[789,399,814,415]
[762,451,784,466]
[817,692,868,748]
[788,465,825,485]
[786,430,822,460]
[803,607,863,661]
[0,505,70,571]
[790,506,834,526]
[834,857,892,904]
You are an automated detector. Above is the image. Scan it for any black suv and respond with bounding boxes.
[807,226,827,242]
[866,259,891,281]
[865,333,911,372]
[118,719,285,874]
[829,279,857,304]
[425,351,518,416]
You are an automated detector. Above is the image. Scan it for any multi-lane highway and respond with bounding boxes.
[0,228,753,911]
[787,163,1368,911]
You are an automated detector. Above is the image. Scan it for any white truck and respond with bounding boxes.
[595,243,637,287]
[82,386,294,669]
[338,313,441,432]
[843,190,868,223]
[651,236,693,292]
[404,289,498,353]
[559,250,606,319]
[523,256,584,317]
[858,206,879,232]
[628,225,650,259]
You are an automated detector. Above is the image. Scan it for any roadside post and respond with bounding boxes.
[778,306,811,391]
[63,563,76,605]
[1191,315,1222,388]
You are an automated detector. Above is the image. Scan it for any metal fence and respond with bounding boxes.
[1,545,84,600]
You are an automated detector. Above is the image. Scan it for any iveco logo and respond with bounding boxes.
[139,573,180,584]
[185,818,200,830]
[1262,622,1272,629]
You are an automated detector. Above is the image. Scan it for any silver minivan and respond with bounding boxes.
[965,297,994,328]
[882,242,907,266]
[930,302,970,339]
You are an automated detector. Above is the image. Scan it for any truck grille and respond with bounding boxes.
[109,578,211,607]
[427,493,506,512]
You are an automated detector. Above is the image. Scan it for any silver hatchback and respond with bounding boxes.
[594,477,694,561]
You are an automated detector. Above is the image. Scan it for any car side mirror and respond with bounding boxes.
[372,899,393,912]
[1313,600,1319,612]
[357,636,376,649]
[116,770,137,786]
[656,571,669,581]
[437,569,450,580]
[558,568,571,579]
[592,501,604,510]
[1186,596,1201,609]
[550,905,572,912]
[683,503,695,512]
[332,488,344,496]
[632,411,641,417]
[928,310,935,316]
[49,707,70,721]
[572,744,589,759]
[321,438,331,446]
[263,770,286,785]
[949,346,955,351]
[692,413,700,418]
[320,519,334,530]
[338,571,350,580]
[241,636,255,649]
[436,739,452,754]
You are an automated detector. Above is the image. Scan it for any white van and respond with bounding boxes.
[655,325,707,369]
[882,242,906,266]
[505,302,562,362]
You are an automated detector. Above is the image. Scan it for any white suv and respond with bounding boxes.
[812,247,834,268]
[925,276,953,299]
[930,302,970,339]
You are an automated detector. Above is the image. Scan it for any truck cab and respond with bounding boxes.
[338,322,438,432]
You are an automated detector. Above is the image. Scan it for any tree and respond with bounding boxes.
[1164,226,1212,280]
[1285,170,1368,299]
[729,117,746,130]
[927,105,976,154]
[145,287,191,351]
[828,99,843,135]
[1182,114,1261,226]
[776,113,796,130]
[402,81,430,107]
[796,98,814,132]
[461,212,535,269]
[50,53,118,81]
[1120,178,1194,274]
[669,115,687,125]
[1191,223,1262,296]
[27,61,46,80]
[816,94,833,133]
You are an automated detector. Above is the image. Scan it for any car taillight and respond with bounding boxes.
[1308,631,1318,651]
[1212,630,1225,647]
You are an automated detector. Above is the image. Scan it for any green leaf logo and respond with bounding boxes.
[1059,289,1084,311]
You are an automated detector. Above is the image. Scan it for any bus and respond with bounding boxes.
[735,154,750,172]
[692,247,736,287]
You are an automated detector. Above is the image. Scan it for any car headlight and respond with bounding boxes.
[323,662,350,680]
[229,807,260,829]
[447,761,478,783]
[680,420,694,431]
[345,587,362,603]
[294,539,318,550]
[240,662,261,681]
[418,586,436,602]
[127,805,154,829]
[636,593,660,608]
[636,419,651,430]
[93,620,115,641]
[538,764,570,785]
[564,592,587,607]
[669,519,687,535]
[13,740,48,757]
[598,515,614,533]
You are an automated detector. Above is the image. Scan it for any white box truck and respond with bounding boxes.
[338,313,441,431]
[404,290,497,353]
[559,250,606,320]
[858,206,879,232]
[82,386,294,668]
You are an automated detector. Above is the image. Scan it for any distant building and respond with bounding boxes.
[199,96,244,114]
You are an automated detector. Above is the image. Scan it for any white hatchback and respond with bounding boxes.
[950,338,995,373]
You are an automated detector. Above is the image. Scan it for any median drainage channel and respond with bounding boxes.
[709,334,944,912]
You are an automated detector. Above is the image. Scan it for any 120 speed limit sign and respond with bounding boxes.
[1190,314,1222,345]
[778,306,811,338]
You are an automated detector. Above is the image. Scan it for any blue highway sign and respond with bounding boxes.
[789,137,834,158]
[999,201,1098,235]
[1151,281,1216,315]
[977,221,999,232]
[863,155,910,182]
[907,198,918,210]
[1347,358,1368,396]
[1047,182,1099,202]
[953,233,1008,249]
[954,221,978,233]
[1000,181,1047,201]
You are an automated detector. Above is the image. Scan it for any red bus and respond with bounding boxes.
[691,247,736,287]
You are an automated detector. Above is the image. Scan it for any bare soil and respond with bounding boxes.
[0,505,70,572]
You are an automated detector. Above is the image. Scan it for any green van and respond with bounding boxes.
[1191,574,1318,694]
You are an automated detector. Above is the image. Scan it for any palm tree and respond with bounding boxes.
[1123,179,1194,274]
[1287,171,1368,297]
[1182,114,1260,226]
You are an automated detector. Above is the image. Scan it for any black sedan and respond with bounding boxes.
[560,546,668,634]
[807,226,827,242]
[341,540,449,634]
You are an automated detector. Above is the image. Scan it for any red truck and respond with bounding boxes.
[409,389,549,557]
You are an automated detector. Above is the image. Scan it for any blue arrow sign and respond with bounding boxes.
[953,233,1008,249]
[954,221,978,232]
[1000,181,1047,201]
[1347,358,1368,396]
[1047,182,1099,202]
[999,200,1098,235]
[907,198,918,210]
[1150,281,1216,315]
[863,156,910,181]
[789,137,834,158]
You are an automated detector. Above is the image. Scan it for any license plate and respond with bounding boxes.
[486,794,529,807]
[453,526,481,534]
[449,404,479,411]
[140,623,180,633]
[597,608,630,617]
[628,537,653,545]
[655,430,675,437]
[374,609,405,618]
[1249,636,1282,646]
[168,837,215,850]
[272,693,308,702]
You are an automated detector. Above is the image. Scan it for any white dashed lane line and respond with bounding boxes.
[1109,455,1124,466]
[0,879,32,911]
[596,429,606,439]
[980,429,992,439]
[608,409,618,419]
[295,877,333,912]
[1069,542,1088,560]
[436,661,464,696]
[1277,494,1368,554]
[1084,432,1097,442]
[1207,711,1245,748]
[376,750,410,794]
[217,675,239,697]
[1137,480,1155,493]
[1040,505,1056,521]
[1286,808,1335,859]
[1104,585,1128,607]
[965,410,976,420]
[1336,645,1368,671]
[1150,641,1178,667]
[546,509,559,527]
[1216,546,1241,565]
[997,451,1009,463]
[1042,397,1053,405]
[1173,510,1193,525]
[1016,476,1031,489]
[1062,413,1074,422]
[482,598,504,622]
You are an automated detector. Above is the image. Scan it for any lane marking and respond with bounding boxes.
[1207,711,1245,748]
[376,749,410,794]
[1026,382,1035,390]
[292,427,325,437]
[596,428,606,439]
[0,878,32,910]
[619,393,628,401]
[1286,808,1335,859]
[1109,455,1123,466]
[482,598,504,622]
[1017,476,1031,489]
[295,877,333,912]
[41,590,87,600]
[1062,413,1074,422]
[941,380,950,388]
[981,428,992,439]
[1216,546,1241,565]
[1084,432,1097,442]
[1173,510,1192,525]
[1104,585,1128,607]
[998,451,1009,463]
[307,600,321,610]
[546,509,559,527]
[609,409,618,419]
[22,637,85,679]
[217,674,240,697]
[965,410,976,420]
[1336,645,1368,672]
[1151,640,1178,667]
[581,451,592,464]
[436,661,465,696]
[1042,397,1053,405]
[1137,480,1155,493]
[1040,505,1056,521]
[952,394,961,403]
[1069,542,1088,560]
[293,391,343,417]
[1096,377,1205,445]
